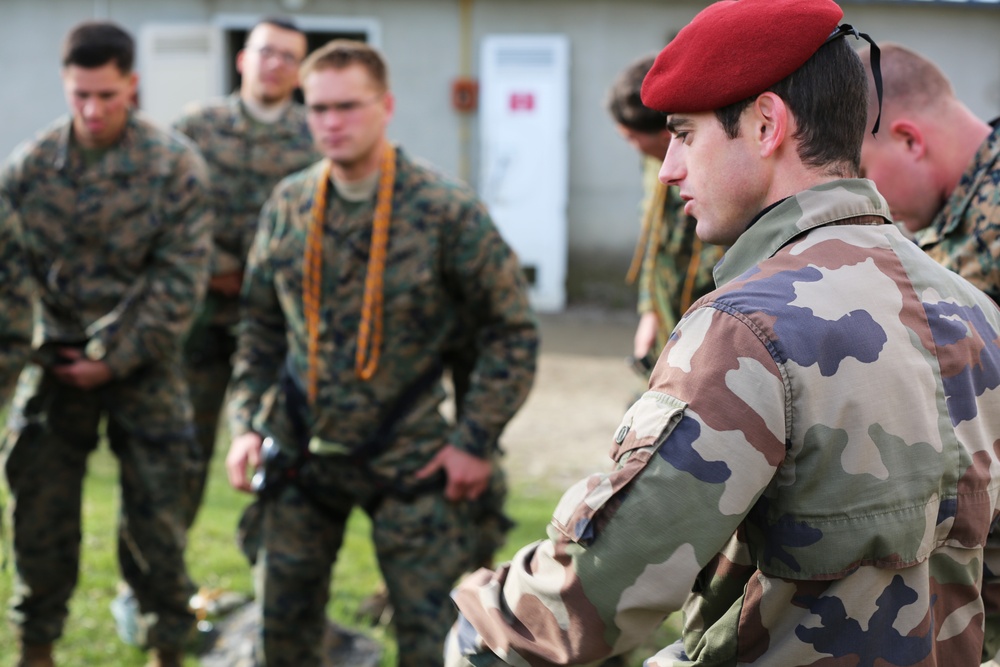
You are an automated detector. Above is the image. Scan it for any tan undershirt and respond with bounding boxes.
[332,170,379,203]
[241,97,292,125]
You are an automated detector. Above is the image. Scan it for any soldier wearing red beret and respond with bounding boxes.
[446,0,1000,665]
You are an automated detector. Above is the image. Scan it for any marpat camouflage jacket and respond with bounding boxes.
[173,94,319,278]
[227,147,538,477]
[916,120,1000,304]
[0,112,212,378]
[0,195,34,402]
[174,95,319,327]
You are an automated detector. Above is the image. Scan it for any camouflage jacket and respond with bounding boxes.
[915,119,1000,303]
[0,195,34,403]
[450,179,1000,666]
[227,147,538,478]
[0,112,213,378]
[173,95,319,326]
[636,156,724,349]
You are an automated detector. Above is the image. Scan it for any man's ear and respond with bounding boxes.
[383,90,396,120]
[753,92,787,158]
[128,71,139,107]
[889,119,926,159]
[236,49,246,76]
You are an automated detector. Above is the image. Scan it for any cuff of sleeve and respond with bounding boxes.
[227,400,259,439]
[229,421,254,438]
[448,421,495,460]
[637,295,653,315]
[93,338,143,379]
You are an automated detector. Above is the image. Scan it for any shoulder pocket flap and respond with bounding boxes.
[551,391,686,545]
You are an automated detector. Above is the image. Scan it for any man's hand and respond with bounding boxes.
[416,445,492,502]
[633,311,659,359]
[209,270,243,297]
[51,347,113,390]
[226,431,264,493]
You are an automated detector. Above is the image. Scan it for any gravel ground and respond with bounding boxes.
[499,307,645,491]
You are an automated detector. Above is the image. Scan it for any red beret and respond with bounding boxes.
[641,0,844,113]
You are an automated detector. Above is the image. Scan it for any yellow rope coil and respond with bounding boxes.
[304,144,397,404]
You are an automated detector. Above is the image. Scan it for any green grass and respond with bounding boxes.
[0,441,679,666]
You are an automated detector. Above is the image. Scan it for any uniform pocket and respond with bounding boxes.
[550,391,686,545]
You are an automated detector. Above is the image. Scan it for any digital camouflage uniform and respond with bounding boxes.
[915,119,1000,303]
[228,147,538,667]
[172,94,319,528]
[635,156,724,356]
[0,195,34,405]
[0,112,212,651]
[449,179,1000,666]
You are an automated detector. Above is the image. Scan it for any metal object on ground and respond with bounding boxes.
[199,602,382,667]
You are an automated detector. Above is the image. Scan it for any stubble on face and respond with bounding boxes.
[663,111,763,247]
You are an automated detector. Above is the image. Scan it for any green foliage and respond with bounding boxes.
[0,444,679,666]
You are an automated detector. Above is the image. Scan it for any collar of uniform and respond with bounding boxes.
[714,178,892,287]
[307,143,407,198]
[53,109,141,173]
[233,93,302,137]
[228,92,255,134]
[918,121,1000,247]
[53,116,74,171]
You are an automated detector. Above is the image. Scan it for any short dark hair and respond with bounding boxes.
[245,16,304,44]
[606,54,665,134]
[300,40,389,92]
[62,21,134,73]
[714,37,867,175]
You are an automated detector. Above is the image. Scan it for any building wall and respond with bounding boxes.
[2,0,998,308]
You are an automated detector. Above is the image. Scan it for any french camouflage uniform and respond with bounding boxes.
[0,195,34,404]
[634,156,724,356]
[0,112,212,652]
[450,179,1000,666]
[228,147,538,667]
[172,95,319,528]
[915,118,1000,303]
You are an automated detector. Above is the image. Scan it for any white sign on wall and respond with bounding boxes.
[137,24,218,129]
[480,34,570,312]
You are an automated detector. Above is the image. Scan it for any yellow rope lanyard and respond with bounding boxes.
[680,236,703,314]
[625,180,667,285]
[626,180,703,331]
[304,143,396,404]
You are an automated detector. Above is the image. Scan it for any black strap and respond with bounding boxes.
[281,355,445,464]
[826,23,883,136]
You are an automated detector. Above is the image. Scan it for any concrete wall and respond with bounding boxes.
[2,0,999,309]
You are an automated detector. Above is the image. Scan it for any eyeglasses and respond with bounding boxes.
[249,45,301,67]
[307,96,383,116]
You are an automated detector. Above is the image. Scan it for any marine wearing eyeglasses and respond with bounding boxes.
[2,20,212,667]
[223,38,539,667]
[171,17,319,535]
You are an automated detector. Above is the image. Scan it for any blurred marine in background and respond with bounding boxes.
[223,39,538,667]
[173,16,319,532]
[0,195,34,406]
[0,21,212,667]
[606,54,723,370]
[859,42,1000,303]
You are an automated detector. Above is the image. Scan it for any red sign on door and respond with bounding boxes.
[509,92,535,111]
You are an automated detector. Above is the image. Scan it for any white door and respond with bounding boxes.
[480,34,570,312]
[137,24,219,129]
